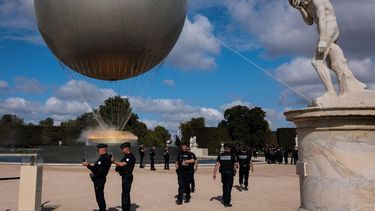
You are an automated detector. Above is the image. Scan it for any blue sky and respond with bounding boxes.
[1,0,375,134]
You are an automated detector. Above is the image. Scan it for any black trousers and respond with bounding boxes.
[122,174,133,211]
[190,169,195,190]
[221,170,234,205]
[164,158,169,170]
[140,155,144,167]
[177,171,191,201]
[239,166,249,186]
[150,158,155,170]
[93,178,106,211]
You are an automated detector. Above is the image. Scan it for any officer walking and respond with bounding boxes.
[163,146,170,170]
[150,146,156,171]
[213,143,239,207]
[237,145,254,191]
[139,144,146,168]
[82,144,112,211]
[175,143,195,205]
[112,142,136,211]
[187,146,198,192]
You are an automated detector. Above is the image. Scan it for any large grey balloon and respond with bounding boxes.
[34,0,187,81]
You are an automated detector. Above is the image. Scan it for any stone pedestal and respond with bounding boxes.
[285,107,375,211]
[18,165,43,211]
[190,147,208,157]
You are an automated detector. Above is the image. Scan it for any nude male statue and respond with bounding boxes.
[289,0,366,101]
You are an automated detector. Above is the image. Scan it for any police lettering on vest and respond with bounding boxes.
[176,151,193,172]
[237,151,251,167]
[216,152,237,172]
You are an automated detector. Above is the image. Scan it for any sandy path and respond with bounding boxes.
[0,164,299,211]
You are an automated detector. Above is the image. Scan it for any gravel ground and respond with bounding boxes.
[0,163,299,211]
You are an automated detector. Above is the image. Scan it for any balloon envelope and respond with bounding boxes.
[34,0,187,81]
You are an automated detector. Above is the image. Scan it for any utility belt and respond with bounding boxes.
[90,173,106,182]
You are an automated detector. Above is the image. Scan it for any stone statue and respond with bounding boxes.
[289,0,371,106]
[189,136,198,148]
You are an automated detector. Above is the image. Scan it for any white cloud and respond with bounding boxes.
[0,80,9,90]
[163,79,176,87]
[220,100,252,111]
[45,97,90,116]
[14,77,46,93]
[0,0,44,45]
[56,80,116,105]
[275,57,375,106]
[127,96,223,132]
[167,15,221,70]
[224,0,375,59]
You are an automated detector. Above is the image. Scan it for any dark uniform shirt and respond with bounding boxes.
[237,150,251,167]
[189,152,197,170]
[87,153,112,179]
[116,153,136,176]
[216,151,237,172]
[176,151,194,173]
[150,149,155,159]
[163,149,170,159]
[139,147,145,156]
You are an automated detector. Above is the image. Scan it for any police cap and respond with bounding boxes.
[120,142,131,149]
[97,144,108,149]
[223,143,232,148]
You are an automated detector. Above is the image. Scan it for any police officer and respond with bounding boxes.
[237,145,254,191]
[163,146,170,170]
[82,144,112,211]
[112,142,136,211]
[175,143,195,205]
[187,146,198,192]
[213,143,239,207]
[139,144,146,168]
[150,146,156,171]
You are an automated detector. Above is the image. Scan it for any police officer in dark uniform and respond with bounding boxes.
[112,142,136,211]
[213,143,239,207]
[150,146,156,171]
[175,143,195,205]
[237,145,254,191]
[187,146,198,192]
[82,144,112,211]
[163,146,170,170]
[139,144,146,168]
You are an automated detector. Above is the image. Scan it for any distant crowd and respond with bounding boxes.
[263,146,298,165]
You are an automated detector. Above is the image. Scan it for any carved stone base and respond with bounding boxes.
[310,89,375,107]
[285,107,375,211]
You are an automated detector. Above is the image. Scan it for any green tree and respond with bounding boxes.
[0,114,24,126]
[153,125,171,144]
[174,135,182,147]
[220,106,270,147]
[98,96,131,129]
[39,117,54,127]
[179,117,205,143]
[276,128,296,150]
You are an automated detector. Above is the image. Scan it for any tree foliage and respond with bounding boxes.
[153,125,171,143]
[276,128,296,150]
[219,106,270,147]
[98,96,131,129]
[179,117,205,143]
[39,117,54,127]
[0,114,24,126]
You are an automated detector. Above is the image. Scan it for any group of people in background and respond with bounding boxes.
[263,145,298,164]
[83,142,257,210]
[138,144,171,170]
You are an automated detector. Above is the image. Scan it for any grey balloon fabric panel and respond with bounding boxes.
[34,0,187,81]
